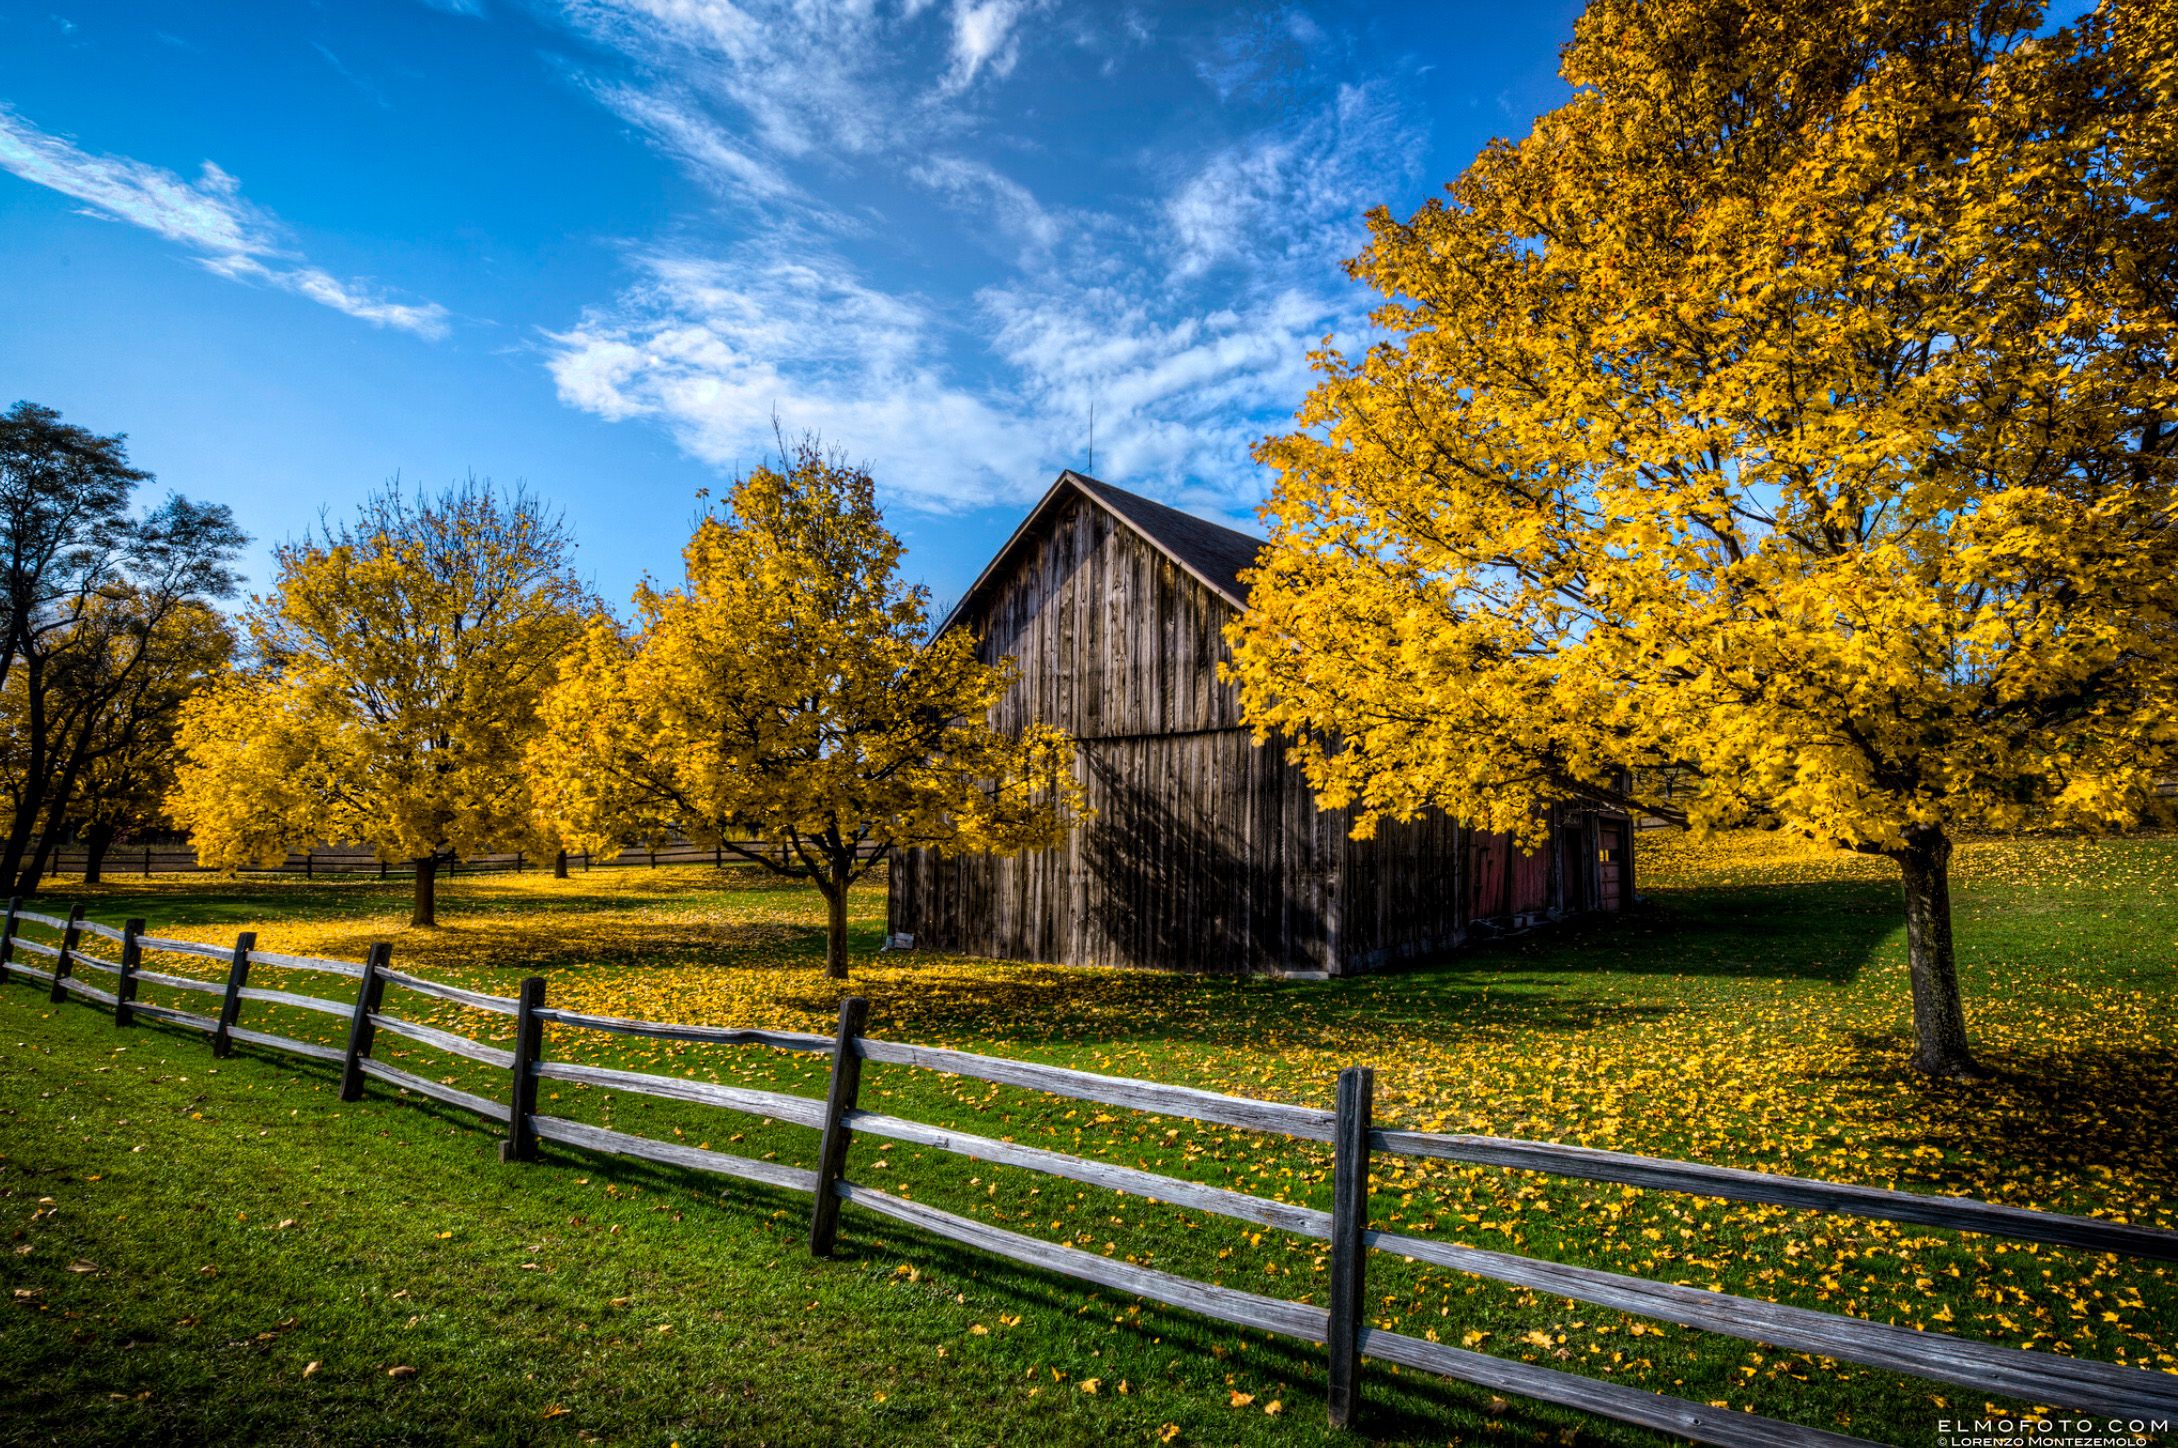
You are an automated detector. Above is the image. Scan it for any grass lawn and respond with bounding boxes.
[2,833,2173,1446]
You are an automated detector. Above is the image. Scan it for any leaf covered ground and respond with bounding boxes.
[2,832,2173,1445]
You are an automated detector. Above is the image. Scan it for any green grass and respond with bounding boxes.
[3,835,2174,1446]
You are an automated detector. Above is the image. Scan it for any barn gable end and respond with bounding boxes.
[890,472,1625,975]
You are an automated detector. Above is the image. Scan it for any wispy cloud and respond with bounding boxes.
[1165,82,1421,280]
[562,0,916,163]
[545,244,1049,510]
[591,82,816,212]
[0,105,448,338]
[908,154,1061,262]
[540,4,1425,522]
[941,0,1037,94]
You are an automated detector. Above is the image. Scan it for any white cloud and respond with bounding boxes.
[941,0,1034,94]
[541,6,1421,529]
[591,82,817,212]
[545,245,1051,510]
[0,105,448,338]
[562,0,914,162]
[1165,82,1422,280]
[908,154,1060,261]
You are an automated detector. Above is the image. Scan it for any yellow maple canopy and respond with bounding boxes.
[1227,0,2178,1075]
[168,482,592,926]
[529,445,1081,980]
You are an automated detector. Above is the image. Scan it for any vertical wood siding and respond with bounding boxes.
[892,489,1482,975]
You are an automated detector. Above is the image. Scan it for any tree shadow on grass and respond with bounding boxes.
[801,878,1908,1061]
[1443,878,1908,985]
[1817,1035,2178,1203]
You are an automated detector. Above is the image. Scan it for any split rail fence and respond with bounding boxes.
[4,900,2175,1446]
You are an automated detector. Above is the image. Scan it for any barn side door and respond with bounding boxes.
[1558,823,1590,914]
[1597,820,1630,911]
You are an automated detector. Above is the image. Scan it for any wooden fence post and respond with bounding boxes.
[0,895,18,986]
[338,942,392,1102]
[213,930,256,1058]
[1326,1065,1374,1430]
[809,995,870,1257]
[143,845,152,876]
[49,905,84,1004]
[114,918,145,1027]
[500,976,546,1163]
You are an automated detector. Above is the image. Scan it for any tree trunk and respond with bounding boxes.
[823,879,850,980]
[1892,829,1978,1077]
[553,849,568,880]
[412,856,439,928]
[83,821,116,884]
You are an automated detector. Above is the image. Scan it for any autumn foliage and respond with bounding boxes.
[529,446,1080,979]
[168,482,591,925]
[1227,0,2178,1074]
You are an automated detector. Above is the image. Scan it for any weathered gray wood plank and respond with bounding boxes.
[236,985,352,1017]
[369,1012,517,1068]
[58,976,118,1007]
[836,1180,1331,1342]
[66,949,123,975]
[135,934,236,962]
[532,1007,831,1053]
[376,967,519,1015]
[1369,1229,2178,1417]
[358,1059,510,1120]
[530,1115,819,1194]
[1371,1130,2178,1262]
[129,1001,220,1034]
[247,948,365,979]
[1358,1328,1881,1448]
[130,967,225,995]
[854,1037,1335,1140]
[532,1060,828,1129]
[226,1024,344,1062]
[844,1109,1332,1237]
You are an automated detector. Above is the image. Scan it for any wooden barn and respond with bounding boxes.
[887,472,1633,976]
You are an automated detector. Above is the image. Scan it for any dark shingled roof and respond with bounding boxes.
[939,471,1265,634]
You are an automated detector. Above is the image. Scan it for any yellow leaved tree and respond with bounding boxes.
[530,445,1081,980]
[169,481,592,925]
[1228,0,2177,1075]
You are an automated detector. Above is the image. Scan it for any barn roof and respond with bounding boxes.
[939,471,1264,633]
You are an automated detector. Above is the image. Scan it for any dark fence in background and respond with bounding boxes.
[5,901,2175,1446]
[35,839,883,880]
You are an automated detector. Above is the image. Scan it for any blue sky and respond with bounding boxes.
[0,0,1582,610]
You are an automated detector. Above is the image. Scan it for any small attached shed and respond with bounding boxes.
[888,471,1630,976]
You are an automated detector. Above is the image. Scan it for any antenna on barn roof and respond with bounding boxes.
[1087,400,1095,474]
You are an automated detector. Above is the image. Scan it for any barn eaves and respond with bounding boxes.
[937,470,1263,635]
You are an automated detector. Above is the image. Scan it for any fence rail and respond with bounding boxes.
[5,898,2176,1447]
